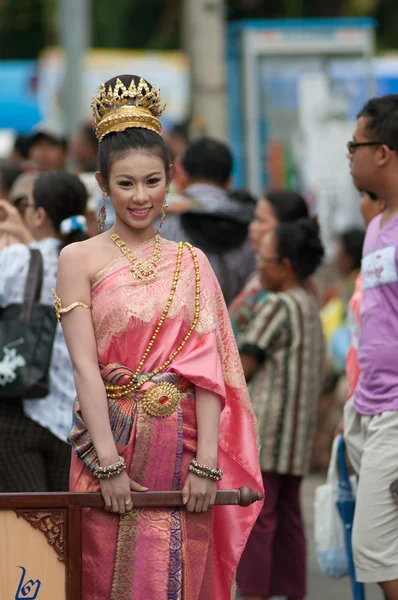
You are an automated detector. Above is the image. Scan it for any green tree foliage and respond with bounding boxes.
[93,0,181,50]
[0,0,395,59]
[0,0,45,59]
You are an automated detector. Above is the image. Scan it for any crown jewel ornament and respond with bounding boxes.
[91,77,166,142]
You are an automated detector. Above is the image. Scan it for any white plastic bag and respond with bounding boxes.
[314,436,353,578]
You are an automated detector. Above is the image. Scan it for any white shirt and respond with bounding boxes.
[0,238,76,442]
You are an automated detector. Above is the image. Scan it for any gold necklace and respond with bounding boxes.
[111,232,162,281]
[105,241,201,417]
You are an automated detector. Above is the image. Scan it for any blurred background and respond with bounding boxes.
[1,0,398,248]
[0,3,394,598]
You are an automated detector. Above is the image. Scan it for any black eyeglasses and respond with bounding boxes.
[347,140,394,154]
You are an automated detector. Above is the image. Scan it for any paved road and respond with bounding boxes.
[302,474,381,600]
[238,474,382,600]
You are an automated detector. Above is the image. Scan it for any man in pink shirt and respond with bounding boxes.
[345,95,398,600]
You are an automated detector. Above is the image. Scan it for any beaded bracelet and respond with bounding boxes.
[93,456,126,480]
[188,458,223,482]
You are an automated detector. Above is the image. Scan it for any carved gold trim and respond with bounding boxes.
[15,510,65,563]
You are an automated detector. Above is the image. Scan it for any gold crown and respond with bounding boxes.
[91,77,166,142]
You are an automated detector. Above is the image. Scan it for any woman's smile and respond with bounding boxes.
[128,206,152,219]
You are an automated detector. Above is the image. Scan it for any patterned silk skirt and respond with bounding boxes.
[69,370,213,600]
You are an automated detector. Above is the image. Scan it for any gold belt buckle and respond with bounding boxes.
[141,382,181,418]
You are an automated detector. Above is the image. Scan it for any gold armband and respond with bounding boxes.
[52,289,91,322]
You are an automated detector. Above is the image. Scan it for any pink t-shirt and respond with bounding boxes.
[354,213,398,415]
[346,272,362,399]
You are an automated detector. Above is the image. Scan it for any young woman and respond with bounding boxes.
[229,189,309,337]
[0,170,87,492]
[54,74,262,600]
[236,218,325,600]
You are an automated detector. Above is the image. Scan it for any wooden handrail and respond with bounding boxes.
[0,487,263,509]
[0,487,263,600]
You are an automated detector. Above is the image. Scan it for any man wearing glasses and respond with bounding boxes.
[344,95,398,600]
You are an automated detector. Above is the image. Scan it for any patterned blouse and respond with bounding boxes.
[238,288,325,476]
[0,238,76,442]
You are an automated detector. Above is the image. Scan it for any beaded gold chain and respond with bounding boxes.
[111,232,162,281]
[105,241,200,399]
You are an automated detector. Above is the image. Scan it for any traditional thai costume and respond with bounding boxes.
[54,77,263,600]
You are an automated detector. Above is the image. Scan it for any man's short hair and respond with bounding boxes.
[182,137,233,187]
[357,95,398,150]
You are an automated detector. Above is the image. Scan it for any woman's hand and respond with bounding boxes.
[182,473,217,513]
[0,199,33,244]
[335,415,344,437]
[100,471,148,515]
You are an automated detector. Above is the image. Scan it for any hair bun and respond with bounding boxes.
[275,215,325,280]
[296,217,324,258]
[296,217,319,236]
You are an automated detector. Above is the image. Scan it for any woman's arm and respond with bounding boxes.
[57,244,146,513]
[238,295,283,380]
[182,386,221,512]
[196,386,221,468]
[57,245,118,465]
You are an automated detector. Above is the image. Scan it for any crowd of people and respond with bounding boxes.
[0,74,397,599]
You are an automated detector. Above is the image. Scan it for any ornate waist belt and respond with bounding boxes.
[101,364,192,418]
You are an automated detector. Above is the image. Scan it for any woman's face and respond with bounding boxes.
[105,150,168,234]
[257,231,286,292]
[249,198,278,253]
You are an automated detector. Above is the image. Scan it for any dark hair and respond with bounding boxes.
[357,95,398,150]
[181,137,233,187]
[13,134,32,160]
[338,228,365,271]
[0,160,22,194]
[97,74,172,184]
[265,189,309,223]
[81,123,98,152]
[31,132,68,150]
[229,188,257,205]
[33,171,88,250]
[169,122,189,143]
[275,218,324,281]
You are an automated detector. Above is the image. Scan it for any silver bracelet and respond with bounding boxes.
[93,456,126,479]
[189,458,223,482]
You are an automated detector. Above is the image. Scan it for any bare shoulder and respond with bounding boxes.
[59,234,117,280]
[59,238,92,268]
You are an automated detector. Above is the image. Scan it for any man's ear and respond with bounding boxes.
[378,145,395,168]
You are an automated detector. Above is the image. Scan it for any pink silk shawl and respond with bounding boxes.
[70,238,263,599]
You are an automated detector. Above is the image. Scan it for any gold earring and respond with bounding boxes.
[97,191,107,233]
[159,199,168,230]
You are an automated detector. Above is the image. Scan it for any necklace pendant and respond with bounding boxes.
[111,233,161,282]
[130,259,157,281]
